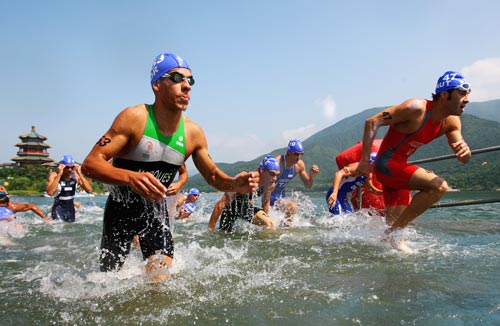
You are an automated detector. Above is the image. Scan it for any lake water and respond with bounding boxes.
[1,191,499,325]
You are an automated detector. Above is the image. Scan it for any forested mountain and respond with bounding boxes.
[466,99,500,123]
[186,100,500,192]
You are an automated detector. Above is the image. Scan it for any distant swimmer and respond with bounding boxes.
[0,189,51,224]
[327,140,385,215]
[355,71,472,252]
[208,155,280,232]
[0,189,51,244]
[176,202,196,220]
[46,155,93,222]
[269,139,319,226]
[326,152,382,215]
[176,187,200,211]
[0,192,19,236]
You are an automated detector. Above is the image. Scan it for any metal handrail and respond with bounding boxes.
[356,145,500,209]
[431,198,500,208]
[408,145,500,164]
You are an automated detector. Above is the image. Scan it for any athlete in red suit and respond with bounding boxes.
[335,140,384,213]
[355,71,472,252]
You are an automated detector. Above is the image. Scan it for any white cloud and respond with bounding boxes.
[281,124,318,142]
[462,57,500,101]
[198,125,321,170]
[198,95,335,168]
[316,95,337,120]
[204,133,280,164]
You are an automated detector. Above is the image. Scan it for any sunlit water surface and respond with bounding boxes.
[1,191,499,325]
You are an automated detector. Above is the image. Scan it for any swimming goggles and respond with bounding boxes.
[161,72,195,86]
[456,83,471,92]
[267,170,279,177]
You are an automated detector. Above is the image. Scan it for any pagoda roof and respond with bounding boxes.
[15,141,51,148]
[16,152,50,157]
[19,126,48,140]
[12,156,55,163]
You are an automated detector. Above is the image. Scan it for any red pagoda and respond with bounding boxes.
[11,126,54,167]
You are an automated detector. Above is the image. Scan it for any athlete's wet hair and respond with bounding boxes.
[0,193,10,204]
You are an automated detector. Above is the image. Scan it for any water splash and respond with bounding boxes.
[3,193,500,325]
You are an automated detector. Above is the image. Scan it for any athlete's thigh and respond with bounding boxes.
[408,167,445,191]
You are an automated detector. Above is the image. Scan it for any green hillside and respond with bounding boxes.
[187,102,500,192]
[2,100,497,195]
[466,99,500,123]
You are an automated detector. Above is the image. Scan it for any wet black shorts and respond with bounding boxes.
[219,206,261,232]
[52,201,76,222]
[99,197,174,272]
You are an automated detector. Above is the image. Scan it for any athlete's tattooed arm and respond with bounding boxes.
[382,111,392,120]
[97,136,111,147]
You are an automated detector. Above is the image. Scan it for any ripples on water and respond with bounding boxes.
[1,192,499,325]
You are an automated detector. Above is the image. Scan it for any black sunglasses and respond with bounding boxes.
[161,72,195,86]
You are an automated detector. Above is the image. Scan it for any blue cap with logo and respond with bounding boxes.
[182,202,196,214]
[260,155,280,171]
[188,188,200,197]
[287,139,304,153]
[150,52,191,85]
[60,155,75,165]
[435,71,471,94]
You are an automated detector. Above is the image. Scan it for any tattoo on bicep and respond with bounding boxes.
[97,136,111,147]
[382,112,392,120]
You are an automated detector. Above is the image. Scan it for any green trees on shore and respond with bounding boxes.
[0,165,106,195]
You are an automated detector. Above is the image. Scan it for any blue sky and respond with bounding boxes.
[2,0,500,171]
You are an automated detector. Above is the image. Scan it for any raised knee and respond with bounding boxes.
[430,179,448,199]
[438,179,449,194]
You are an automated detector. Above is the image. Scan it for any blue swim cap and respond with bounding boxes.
[188,188,200,196]
[369,152,378,164]
[182,202,196,214]
[60,155,75,165]
[287,139,304,153]
[260,155,280,171]
[150,52,191,85]
[435,71,471,94]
